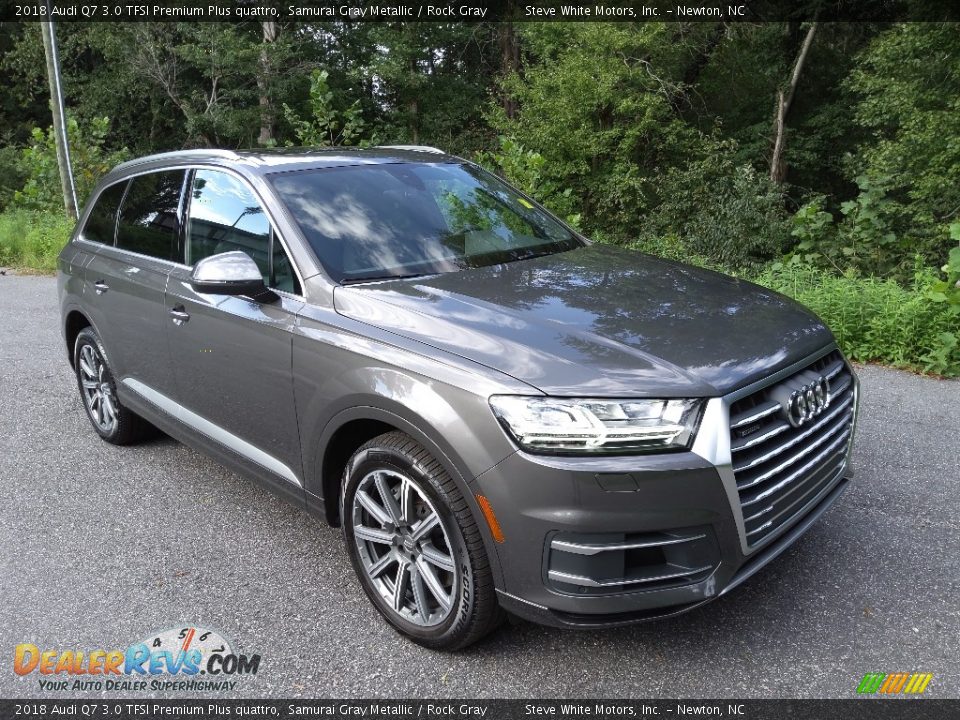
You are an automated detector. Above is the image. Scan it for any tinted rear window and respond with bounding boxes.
[80,181,127,245]
[116,170,185,261]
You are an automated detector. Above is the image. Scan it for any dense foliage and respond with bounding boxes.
[0,20,957,373]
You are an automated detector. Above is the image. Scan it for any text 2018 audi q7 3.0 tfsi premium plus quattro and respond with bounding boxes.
[58,146,859,649]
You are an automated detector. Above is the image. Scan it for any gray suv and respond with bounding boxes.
[58,146,859,649]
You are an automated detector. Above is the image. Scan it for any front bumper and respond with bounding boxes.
[472,347,858,628]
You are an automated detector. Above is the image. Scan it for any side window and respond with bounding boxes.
[80,181,128,245]
[116,171,185,261]
[188,169,300,294]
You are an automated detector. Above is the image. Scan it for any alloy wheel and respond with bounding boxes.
[78,343,118,435]
[351,469,458,627]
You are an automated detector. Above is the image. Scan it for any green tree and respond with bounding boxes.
[844,23,960,256]
[14,116,129,212]
[491,23,705,241]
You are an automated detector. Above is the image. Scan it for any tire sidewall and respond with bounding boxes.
[73,329,121,442]
[342,446,477,646]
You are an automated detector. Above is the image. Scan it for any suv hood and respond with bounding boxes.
[333,244,834,397]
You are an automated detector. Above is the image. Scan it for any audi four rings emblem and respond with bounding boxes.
[786,376,830,427]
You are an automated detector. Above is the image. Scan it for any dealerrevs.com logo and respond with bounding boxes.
[13,626,261,692]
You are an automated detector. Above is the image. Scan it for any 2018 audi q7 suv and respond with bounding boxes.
[58,146,859,649]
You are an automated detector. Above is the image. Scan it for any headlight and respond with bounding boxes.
[489,396,703,455]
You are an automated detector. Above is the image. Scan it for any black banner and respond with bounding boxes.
[4,0,960,23]
[1,699,958,720]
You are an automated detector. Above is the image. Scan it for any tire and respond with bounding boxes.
[73,327,153,445]
[342,431,504,650]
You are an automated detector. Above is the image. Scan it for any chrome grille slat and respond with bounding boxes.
[743,454,845,526]
[824,359,844,380]
[728,350,855,547]
[733,394,854,475]
[830,373,852,397]
[731,419,790,452]
[730,399,780,429]
[744,462,840,537]
[741,428,850,508]
[735,409,851,489]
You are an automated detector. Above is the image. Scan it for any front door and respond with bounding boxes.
[164,168,305,495]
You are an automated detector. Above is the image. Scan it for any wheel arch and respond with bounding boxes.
[315,404,481,528]
[64,308,94,368]
[314,403,507,591]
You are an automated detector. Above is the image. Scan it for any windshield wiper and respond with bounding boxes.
[340,272,430,285]
[511,248,560,262]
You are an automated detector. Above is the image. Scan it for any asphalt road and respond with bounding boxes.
[1,275,958,700]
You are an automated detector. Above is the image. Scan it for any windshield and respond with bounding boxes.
[267,162,583,283]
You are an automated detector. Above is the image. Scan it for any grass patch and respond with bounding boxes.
[0,209,74,274]
[754,265,959,377]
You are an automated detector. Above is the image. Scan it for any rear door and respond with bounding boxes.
[83,169,187,398]
[62,180,128,323]
[164,167,305,496]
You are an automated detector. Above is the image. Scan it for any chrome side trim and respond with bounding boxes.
[548,565,713,588]
[551,533,706,556]
[121,378,302,487]
[113,149,242,175]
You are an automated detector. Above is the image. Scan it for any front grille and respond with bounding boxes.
[728,350,855,547]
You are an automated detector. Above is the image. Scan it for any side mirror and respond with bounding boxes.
[190,251,276,301]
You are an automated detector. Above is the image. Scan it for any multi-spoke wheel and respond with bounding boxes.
[78,342,118,435]
[73,327,152,445]
[342,432,504,649]
[352,469,458,626]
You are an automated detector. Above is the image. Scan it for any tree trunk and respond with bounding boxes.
[498,12,520,119]
[408,54,419,143]
[409,97,420,144]
[40,19,78,220]
[770,21,818,184]
[257,21,279,147]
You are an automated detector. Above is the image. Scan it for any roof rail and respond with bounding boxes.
[376,144,446,155]
[112,148,243,174]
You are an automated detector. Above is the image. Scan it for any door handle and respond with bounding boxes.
[93,280,109,295]
[169,306,190,326]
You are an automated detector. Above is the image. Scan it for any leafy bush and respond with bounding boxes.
[786,176,915,279]
[282,70,367,147]
[925,222,960,313]
[753,263,960,376]
[0,145,27,212]
[625,232,723,272]
[14,116,129,214]
[0,209,74,273]
[844,23,960,256]
[640,145,791,268]
[476,136,581,226]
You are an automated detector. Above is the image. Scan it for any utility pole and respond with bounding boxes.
[40,1,79,220]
